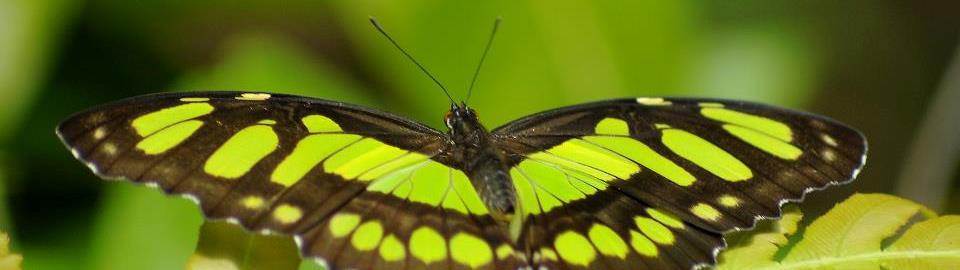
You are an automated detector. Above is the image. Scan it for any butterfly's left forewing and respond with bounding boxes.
[58,92,523,270]
[493,97,866,269]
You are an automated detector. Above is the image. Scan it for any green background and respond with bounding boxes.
[2,1,959,269]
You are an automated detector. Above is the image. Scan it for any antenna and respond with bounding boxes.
[465,17,501,105]
[369,17,457,106]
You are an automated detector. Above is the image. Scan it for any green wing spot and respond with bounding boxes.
[533,139,639,181]
[510,167,542,215]
[496,245,514,260]
[351,220,384,251]
[131,103,214,136]
[204,125,278,179]
[408,161,449,206]
[586,136,696,186]
[662,129,753,181]
[450,170,489,215]
[257,119,276,125]
[450,233,493,268]
[554,231,597,266]
[539,248,559,261]
[568,172,605,196]
[533,184,564,213]
[513,162,565,212]
[723,125,802,160]
[701,108,793,142]
[391,176,414,199]
[634,217,675,245]
[273,204,303,224]
[528,152,610,181]
[645,208,685,229]
[241,196,264,209]
[365,159,488,215]
[329,213,361,238]
[333,143,407,180]
[441,192,469,214]
[358,152,429,181]
[302,114,342,133]
[135,120,204,154]
[629,230,659,257]
[511,159,610,215]
[718,195,741,207]
[272,134,360,186]
[518,160,589,202]
[325,138,406,180]
[588,224,629,258]
[366,161,424,194]
[691,203,722,221]
[595,118,630,135]
[410,227,447,264]
[379,234,406,262]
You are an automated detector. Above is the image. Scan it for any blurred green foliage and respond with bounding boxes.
[1,0,958,269]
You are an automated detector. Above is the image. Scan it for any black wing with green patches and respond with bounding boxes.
[493,97,866,269]
[57,92,522,270]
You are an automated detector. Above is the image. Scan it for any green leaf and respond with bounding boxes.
[719,205,803,269]
[88,183,202,270]
[186,222,300,270]
[718,193,960,270]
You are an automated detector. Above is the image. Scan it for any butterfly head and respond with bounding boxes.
[444,102,486,143]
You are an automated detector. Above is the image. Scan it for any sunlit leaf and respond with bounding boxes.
[88,184,202,270]
[719,205,802,269]
[718,193,960,270]
[186,222,300,270]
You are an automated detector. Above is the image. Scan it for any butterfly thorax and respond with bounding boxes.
[444,104,517,221]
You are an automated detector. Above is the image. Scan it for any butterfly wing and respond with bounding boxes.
[58,92,522,270]
[492,97,867,269]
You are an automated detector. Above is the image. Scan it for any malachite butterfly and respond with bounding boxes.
[58,16,866,270]
[58,91,866,269]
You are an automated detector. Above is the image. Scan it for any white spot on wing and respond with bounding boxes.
[180,193,200,204]
[84,161,101,175]
[822,149,837,162]
[698,102,724,108]
[235,93,271,101]
[93,127,106,140]
[180,97,210,102]
[103,143,117,155]
[821,133,838,147]
[312,258,330,270]
[636,97,671,106]
[293,235,303,248]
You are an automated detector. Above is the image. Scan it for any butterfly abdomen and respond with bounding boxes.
[464,145,517,221]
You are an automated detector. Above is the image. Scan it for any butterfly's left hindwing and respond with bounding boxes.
[493,97,866,269]
[57,92,523,270]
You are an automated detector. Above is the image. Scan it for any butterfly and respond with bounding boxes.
[57,89,866,270]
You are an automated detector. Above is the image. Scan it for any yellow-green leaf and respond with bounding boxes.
[718,193,960,270]
[718,206,802,269]
[186,222,301,270]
